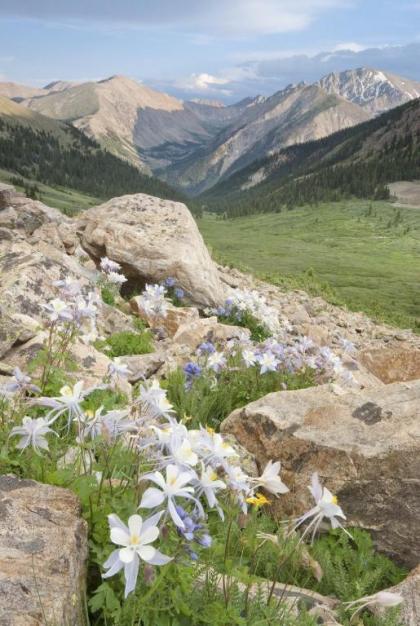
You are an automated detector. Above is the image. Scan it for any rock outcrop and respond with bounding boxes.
[78,193,225,306]
[380,565,420,626]
[0,475,88,626]
[222,380,420,567]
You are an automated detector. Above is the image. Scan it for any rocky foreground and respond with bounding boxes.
[0,186,419,625]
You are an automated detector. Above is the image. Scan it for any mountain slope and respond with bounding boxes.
[0,96,185,205]
[318,67,420,115]
[156,83,370,194]
[201,97,420,215]
[22,75,184,171]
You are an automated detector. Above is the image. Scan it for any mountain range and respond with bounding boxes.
[0,67,419,200]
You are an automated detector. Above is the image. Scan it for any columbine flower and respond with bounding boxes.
[102,512,172,598]
[53,277,82,298]
[253,460,289,496]
[183,362,202,379]
[206,351,226,373]
[170,437,199,467]
[10,416,56,455]
[197,342,215,355]
[138,380,174,419]
[343,591,403,620]
[138,284,168,317]
[34,381,99,427]
[242,349,257,368]
[139,464,200,529]
[339,337,357,355]
[107,271,127,285]
[43,298,73,323]
[194,463,226,513]
[100,257,121,273]
[4,367,40,395]
[164,277,176,288]
[108,357,130,379]
[174,287,184,299]
[293,473,350,542]
[257,351,278,374]
[199,430,239,466]
[246,492,271,508]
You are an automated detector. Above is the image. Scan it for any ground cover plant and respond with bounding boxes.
[0,266,406,625]
[198,200,420,331]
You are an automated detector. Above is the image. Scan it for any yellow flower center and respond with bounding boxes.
[206,426,215,435]
[331,495,338,505]
[130,534,140,546]
[60,385,73,397]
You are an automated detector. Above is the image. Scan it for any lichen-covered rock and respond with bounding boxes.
[173,317,250,349]
[130,299,200,338]
[0,190,69,235]
[120,352,165,382]
[0,475,88,626]
[78,193,225,306]
[360,347,420,384]
[222,380,420,567]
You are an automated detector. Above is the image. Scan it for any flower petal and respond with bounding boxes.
[128,514,143,537]
[124,554,139,598]
[143,549,173,566]
[137,545,156,562]
[139,525,159,546]
[110,527,130,547]
[119,547,135,563]
[139,487,165,509]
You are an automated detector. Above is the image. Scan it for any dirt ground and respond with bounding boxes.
[388,180,420,208]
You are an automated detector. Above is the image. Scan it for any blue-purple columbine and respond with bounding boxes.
[164,277,176,288]
[174,287,185,300]
[183,362,202,379]
[198,342,216,355]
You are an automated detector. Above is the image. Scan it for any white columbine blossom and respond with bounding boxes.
[108,357,130,379]
[253,460,289,496]
[206,351,226,373]
[139,464,200,529]
[293,473,350,542]
[107,271,127,285]
[343,591,403,620]
[242,349,257,368]
[195,463,226,511]
[102,512,172,597]
[257,351,278,374]
[34,381,100,427]
[100,257,122,273]
[10,416,56,455]
[43,298,73,323]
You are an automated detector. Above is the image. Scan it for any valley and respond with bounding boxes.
[198,199,420,330]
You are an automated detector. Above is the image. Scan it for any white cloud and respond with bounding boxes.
[177,72,233,95]
[333,42,369,52]
[0,0,352,36]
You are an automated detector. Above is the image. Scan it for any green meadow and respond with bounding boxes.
[198,200,420,330]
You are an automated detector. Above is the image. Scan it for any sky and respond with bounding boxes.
[0,1,420,102]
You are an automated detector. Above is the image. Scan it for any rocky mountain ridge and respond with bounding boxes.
[1,67,418,192]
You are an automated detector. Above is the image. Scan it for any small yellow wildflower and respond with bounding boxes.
[246,492,271,508]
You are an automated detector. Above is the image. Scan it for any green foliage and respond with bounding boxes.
[94,329,154,358]
[0,116,186,206]
[165,365,315,429]
[201,98,420,217]
[217,309,271,342]
[101,286,116,306]
[309,529,406,601]
[198,200,420,331]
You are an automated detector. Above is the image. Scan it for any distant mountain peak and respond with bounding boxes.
[318,67,420,114]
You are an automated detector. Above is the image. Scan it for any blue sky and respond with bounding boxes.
[0,1,420,102]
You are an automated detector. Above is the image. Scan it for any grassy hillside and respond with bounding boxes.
[198,199,420,330]
[0,95,186,209]
[202,98,420,216]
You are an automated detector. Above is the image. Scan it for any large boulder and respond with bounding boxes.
[77,193,225,306]
[222,380,420,568]
[0,188,69,234]
[0,475,88,626]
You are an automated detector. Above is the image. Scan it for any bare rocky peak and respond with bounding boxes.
[318,67,420,115]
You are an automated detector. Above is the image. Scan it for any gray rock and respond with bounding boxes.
[222,380,420,568]
[0,475,88,626]
[78,193,226,306]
